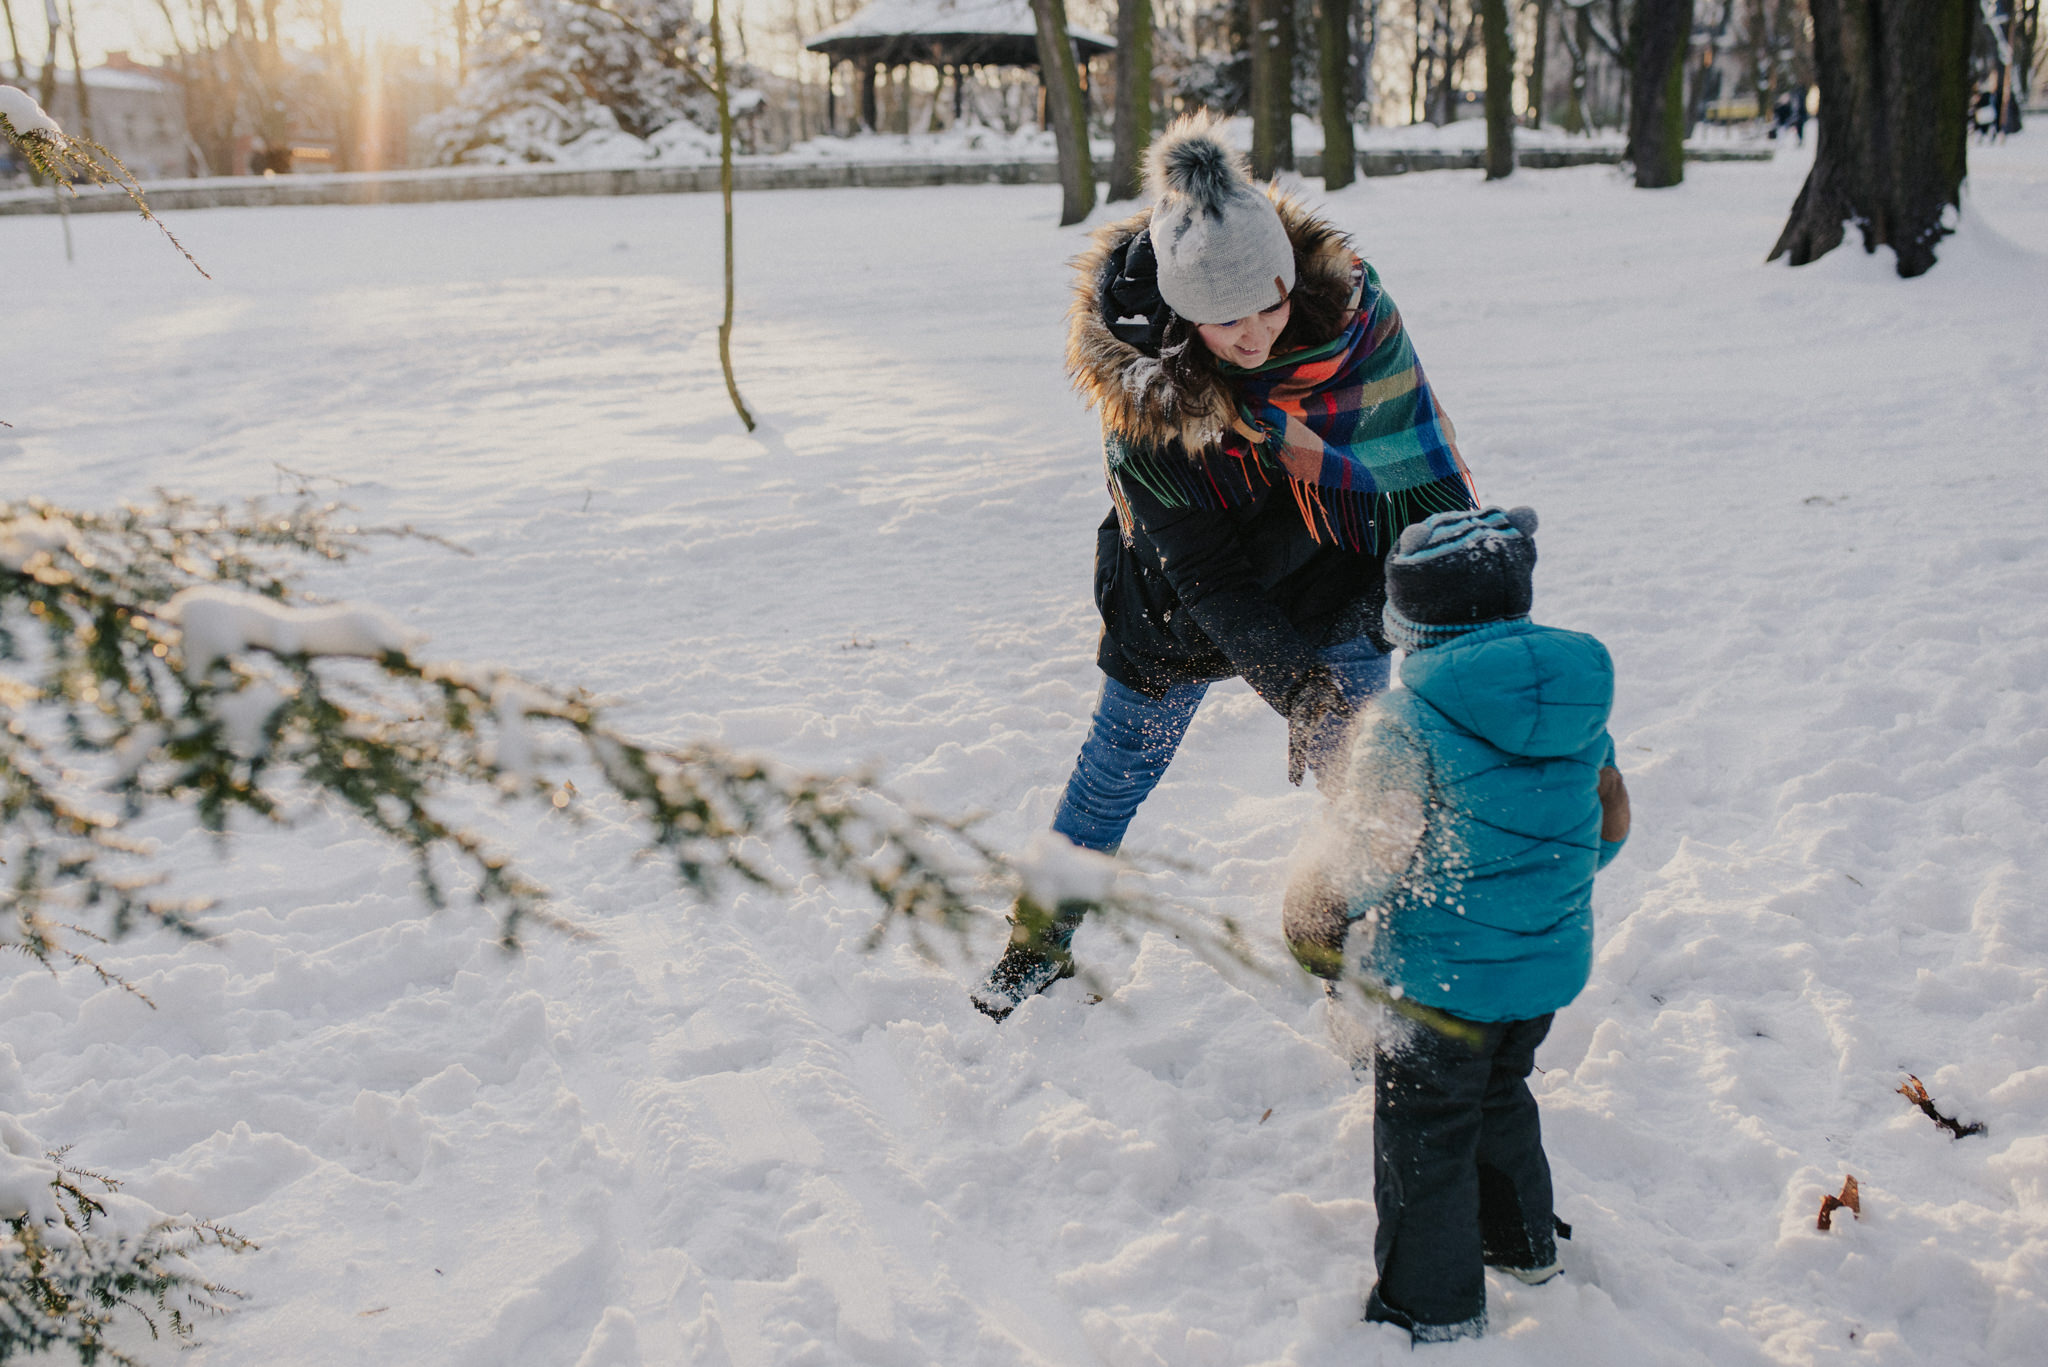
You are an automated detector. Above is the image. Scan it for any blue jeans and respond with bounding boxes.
[1050,636,1391,854]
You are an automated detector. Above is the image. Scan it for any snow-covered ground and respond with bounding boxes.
[3,137,2045,1365]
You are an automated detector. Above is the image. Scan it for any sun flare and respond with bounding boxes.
[344,0,441,49]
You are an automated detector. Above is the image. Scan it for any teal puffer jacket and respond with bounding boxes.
[1342,619,1623,1022]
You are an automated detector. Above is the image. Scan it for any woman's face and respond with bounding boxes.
[1195,298,1292,368]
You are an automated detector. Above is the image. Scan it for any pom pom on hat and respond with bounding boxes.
[1146,118,1244,215]
[1143,114,1296,325]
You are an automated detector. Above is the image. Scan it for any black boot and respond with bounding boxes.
[971,898,1088,1021]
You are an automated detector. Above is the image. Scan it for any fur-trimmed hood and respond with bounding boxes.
[1067,194,1358,454]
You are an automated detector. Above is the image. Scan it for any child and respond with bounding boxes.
[1282,505,1630,1343]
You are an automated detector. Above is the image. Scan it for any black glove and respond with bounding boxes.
[1100,231,1172,355]
[1285,665,1355,788]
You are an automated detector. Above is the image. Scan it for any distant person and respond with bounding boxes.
[1790,87,1808,147]
[971,114,1479,1019]
[1770,91,1794,141]
[1282,506,1631,1344]
[1973,89,2000,143]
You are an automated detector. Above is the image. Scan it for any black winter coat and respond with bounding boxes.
[1067,197,1396,713]
[1092,475,1387,709]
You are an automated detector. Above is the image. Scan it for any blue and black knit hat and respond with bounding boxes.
[1383,506,1539,651]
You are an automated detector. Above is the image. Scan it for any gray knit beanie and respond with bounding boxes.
[1144,116,1296,325]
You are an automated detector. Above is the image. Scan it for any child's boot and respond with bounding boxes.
[1485,1214,1570,1285]
[1363,1287,1486,1345]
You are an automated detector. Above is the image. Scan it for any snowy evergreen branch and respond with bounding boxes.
[0,99,207,279]
[0,1143,249,1366]
[0,495,1226,984]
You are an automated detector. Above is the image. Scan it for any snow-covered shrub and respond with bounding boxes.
[426,0,758,165]
[0,1123,248,1365]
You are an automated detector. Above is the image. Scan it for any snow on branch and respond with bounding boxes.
[0,93,207,278]
[0,1120,250,1366]
[0,494,1231,988]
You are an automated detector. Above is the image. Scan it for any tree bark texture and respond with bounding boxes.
[1769,0,1972,277]
[1319,0,1356,189]
[1629,0,1692,188]
[1031,0,1098,226]
[1250,0,1295,177]
[1480,0,1514,178]
[1108,0,1153,201]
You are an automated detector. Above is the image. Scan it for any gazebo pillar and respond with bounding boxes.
[860,60,879,131]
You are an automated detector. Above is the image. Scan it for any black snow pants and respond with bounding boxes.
[1364,1012,1558,1339]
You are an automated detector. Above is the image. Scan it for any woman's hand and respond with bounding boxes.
[1286,666,1355,787]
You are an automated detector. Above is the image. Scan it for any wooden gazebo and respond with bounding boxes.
[806,0,1115,131]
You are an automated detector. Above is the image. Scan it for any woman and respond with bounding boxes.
[974,116,1477,1020]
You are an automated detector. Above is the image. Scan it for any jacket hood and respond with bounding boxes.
[1400,620,1614,759]
[1066,194,1356,454]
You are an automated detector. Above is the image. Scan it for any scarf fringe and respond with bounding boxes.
[1108,434,1475,557]
[1291,472,1477,555]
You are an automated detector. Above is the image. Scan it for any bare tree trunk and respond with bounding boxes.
[1276,0,1296,168]
[1629,0,1690,187]
[1769,0,1973,277]
[1528,0,1551,128]
[1999,0,2025,133]
[1685,0,1733,134]
[1480,0,1513,176]
[1436,2,1480,123]
[1434,3,1451,122]
[1031,0,1097,225]
[36,17,57,126]
[710,0,755,431]
[1251,0,1296,174]
[1356,0,1380,124]
[1410,0,1427,123]
[1560,4,1588,132]
[1320,0,1356,187]
[2,0,25,81]
[2017,0,2039,112]
[1108,0,1152,200]
[62,0,91,143]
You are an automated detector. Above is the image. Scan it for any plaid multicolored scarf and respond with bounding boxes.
[1106,259,1476,555]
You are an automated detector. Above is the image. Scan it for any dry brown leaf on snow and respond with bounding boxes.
[1817,1175,1861,1231]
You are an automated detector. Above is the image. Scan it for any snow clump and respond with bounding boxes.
[163,585,423,678]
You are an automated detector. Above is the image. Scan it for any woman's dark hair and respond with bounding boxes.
[1157,237,1350,395]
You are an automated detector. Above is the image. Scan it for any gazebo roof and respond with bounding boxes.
[806,0,1114,67]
